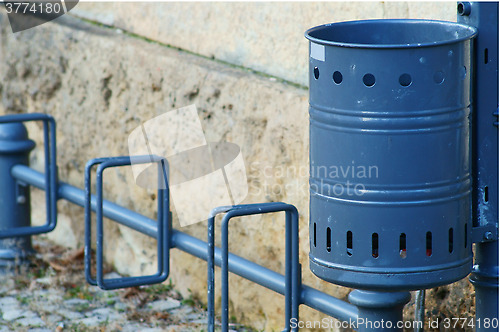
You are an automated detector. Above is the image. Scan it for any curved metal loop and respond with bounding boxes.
[207,202,300,332]
[84,155,170,290]
[0,113,57,238]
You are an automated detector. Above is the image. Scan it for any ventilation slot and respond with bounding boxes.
[484,186,489,203]
[426,232,432,257]
[485,48,489,64]
[326,227,331,252]
[313,223,317,248]
[449,228,454,253]
[347,231,353,256]
[465,224,468,248]
[399,233,407,258]
[372,233,379,258]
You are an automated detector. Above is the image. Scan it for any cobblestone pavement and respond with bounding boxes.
[0,238,251,332]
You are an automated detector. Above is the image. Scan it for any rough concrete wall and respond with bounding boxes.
[71,2,456,87]
[0,2,475,331]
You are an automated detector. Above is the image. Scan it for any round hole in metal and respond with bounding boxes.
[399,73,412,87]
[363,73,376,87]
[433,71,444,84]
[333,71,343,84]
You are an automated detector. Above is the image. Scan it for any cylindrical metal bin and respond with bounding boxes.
[305,20,477,291]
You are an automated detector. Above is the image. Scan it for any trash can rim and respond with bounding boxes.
[305,19,477,49]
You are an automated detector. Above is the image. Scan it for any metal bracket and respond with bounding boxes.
[472,224,498,243]
[15,181,28,205]
[458,1,499,234]
[0,113,57,238]
[84,155,169,290]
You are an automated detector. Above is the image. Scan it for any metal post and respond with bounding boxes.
[219,203,300,332]
[457,3,499,331]
[0,123,35,270]
[349,290,411,332]
[470,241,499,331]
[414,290,425,332]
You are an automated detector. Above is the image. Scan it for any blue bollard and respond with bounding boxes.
[0,122,36,270]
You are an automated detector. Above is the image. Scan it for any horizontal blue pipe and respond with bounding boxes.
[12,164,158,238]
[11,164,358,323]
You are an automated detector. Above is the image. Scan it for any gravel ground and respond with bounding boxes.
[0,237,251,332]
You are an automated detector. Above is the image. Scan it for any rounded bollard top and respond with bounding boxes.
[0,123,36,154]
[0,122,29,141]
[305,19,477,49]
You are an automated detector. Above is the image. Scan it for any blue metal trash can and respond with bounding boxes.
[305,20,477,291]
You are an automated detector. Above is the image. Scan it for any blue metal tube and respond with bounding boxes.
[348,291,411,332]
[207,214,216,332]
[174,229,359,322]
[90,156,169,290]
[0,123,35,268]
[220,204,299,332]
[207,203,298,332]
[0,113,57,239]
[470,240,499,332]
[11,164,359,323]
[207,205,240,332]
[11,165,159,238]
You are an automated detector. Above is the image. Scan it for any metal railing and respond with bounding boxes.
[5,150,358,331]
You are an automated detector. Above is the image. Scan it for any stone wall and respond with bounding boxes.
[0,3,474,331]
[70,2,456,87]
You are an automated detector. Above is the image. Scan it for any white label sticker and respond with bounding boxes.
[310,43,325,61]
